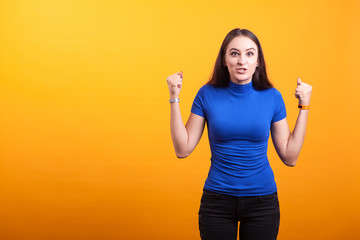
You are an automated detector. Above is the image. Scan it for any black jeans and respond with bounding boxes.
[198,189,280,240]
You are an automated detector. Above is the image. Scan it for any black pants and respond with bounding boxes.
[198,189,280,240]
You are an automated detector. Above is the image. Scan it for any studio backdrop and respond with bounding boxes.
[1,0,359,239]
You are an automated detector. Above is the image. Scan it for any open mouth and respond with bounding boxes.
[236,68,247,73]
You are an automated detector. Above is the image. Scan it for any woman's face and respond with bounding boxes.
[224,36,259,84]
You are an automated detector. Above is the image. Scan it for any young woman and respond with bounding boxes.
[166,28,312,240]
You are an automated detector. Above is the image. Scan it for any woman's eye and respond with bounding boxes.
[231,52,239,56]
[247,52,254,56]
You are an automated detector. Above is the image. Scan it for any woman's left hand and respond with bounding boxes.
[295,78,312,105]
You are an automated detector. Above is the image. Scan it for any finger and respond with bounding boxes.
[296,85,312,93]
[170,82,182,88]
[170,83,182,87]
[296,83,309,90]
[295,91,305,98]
[178,71,183,79]
[167,74,180,82]
[295,86,305,92]
[171,85,182,89]
[167,76,182,83]
[170,80,182,86]
[295,92,301,99]
[297,77,302,86]
[169,72,181,79]
[171,79,182,84]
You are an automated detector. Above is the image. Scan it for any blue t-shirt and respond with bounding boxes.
[191,80,286,197]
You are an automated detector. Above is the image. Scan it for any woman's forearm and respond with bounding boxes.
[284,109,309,166]
[170,102,190,158]
[167,71,205,158]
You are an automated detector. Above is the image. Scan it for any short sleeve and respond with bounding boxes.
[272,89,287,123]
[191,86,206,118]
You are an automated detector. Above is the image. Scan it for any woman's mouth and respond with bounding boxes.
[236,68,247,74]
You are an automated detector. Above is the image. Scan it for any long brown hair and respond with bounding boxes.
[207,28,273,90]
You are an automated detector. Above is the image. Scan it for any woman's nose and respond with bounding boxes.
[237,56,246,65]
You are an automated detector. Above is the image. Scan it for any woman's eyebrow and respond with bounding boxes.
[229,47,256,51]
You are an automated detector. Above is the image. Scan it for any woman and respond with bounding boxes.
[166,28,312,240]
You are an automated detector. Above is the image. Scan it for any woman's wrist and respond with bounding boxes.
[298,104,310,110]
[298,99,310,110]
[169,98,180,103]
[170,94,179,99]
[298,101,310,105]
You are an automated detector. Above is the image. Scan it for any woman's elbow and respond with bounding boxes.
[176,151,190,159]
[282,157,297,167]
[284,161,297,167]
[174,145,195,159]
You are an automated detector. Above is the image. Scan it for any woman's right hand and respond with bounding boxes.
[166,71,183,99]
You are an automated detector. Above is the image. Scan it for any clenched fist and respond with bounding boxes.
[167,71,183,99]
[295,78,312,105]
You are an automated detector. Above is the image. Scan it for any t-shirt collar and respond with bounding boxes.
[228,80,254,94]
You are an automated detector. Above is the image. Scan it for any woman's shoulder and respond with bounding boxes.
[263,87,285,103]
[272,87,283,98]
[254,87,285,103]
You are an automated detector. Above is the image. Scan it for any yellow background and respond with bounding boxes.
[1,0,359,239]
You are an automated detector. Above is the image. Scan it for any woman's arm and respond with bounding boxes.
[270,78,312,166]
[167,72,206,158]
[170,109,205,158]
